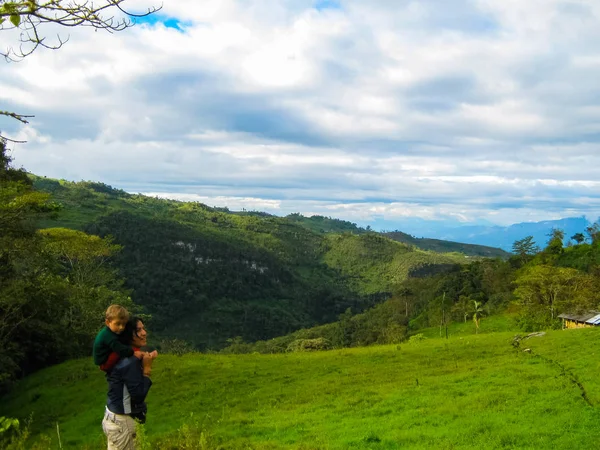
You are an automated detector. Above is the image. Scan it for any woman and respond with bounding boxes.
[102,317,157,450]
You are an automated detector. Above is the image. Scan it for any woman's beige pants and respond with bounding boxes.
[102,408,137,450]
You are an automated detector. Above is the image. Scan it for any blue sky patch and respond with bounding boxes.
[134,14,186,31]
[315,0,341,11]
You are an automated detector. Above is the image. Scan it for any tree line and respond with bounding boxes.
[224,229,600,354]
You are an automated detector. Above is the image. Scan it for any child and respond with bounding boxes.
[93,304,142,372]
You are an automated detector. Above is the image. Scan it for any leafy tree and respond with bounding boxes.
[514,264,597,330]
[545,228,565,255]
[452,295,472,323]
[39,227,121,285]
[571,233,585,245]
[0,141,129,390]
[512,235,539,256]
[478,259,515,312]
[511,236,539,267]
[0,141,54,387]
[38,228,130,335]
[586,223,600,245]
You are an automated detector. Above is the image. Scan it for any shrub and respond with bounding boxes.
[409,333,426,344]
[287,337,331,352]
[220,337,253,354]
[0,416,52,450]
[159,338,196,356]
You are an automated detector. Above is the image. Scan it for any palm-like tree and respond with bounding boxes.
[472,300,485,334]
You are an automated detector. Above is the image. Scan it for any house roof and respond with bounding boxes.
[558,311,600,324]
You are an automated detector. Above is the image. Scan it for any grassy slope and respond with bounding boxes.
[282,215,509,259]
[3,323,600,449]
[321,233,465,295]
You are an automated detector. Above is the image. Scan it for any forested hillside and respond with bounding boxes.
[281,215,509,258]
[285,213,366,234]
[382,230,510,258]
[5,158,600,394]
[225,230,600,354]
[0,162,474,390]
[36,176,471,348]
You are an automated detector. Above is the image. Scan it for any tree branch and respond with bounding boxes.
[1,0,162,61]
[0,111,33,124]
[1,0,160,139]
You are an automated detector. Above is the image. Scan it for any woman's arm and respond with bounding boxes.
[109,334,135,358]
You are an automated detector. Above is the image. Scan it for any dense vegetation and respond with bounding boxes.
[40,178,464,349]
[223,228,600,354]
[285,212,367,235]
[382,230,510,258]
[0,142,131,392]
[0,153,470,390]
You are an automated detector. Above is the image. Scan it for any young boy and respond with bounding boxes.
[93,304,142,372]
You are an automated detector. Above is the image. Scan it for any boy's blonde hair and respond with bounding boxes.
[105,304,130,322]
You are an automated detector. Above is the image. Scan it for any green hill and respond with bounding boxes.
[382,230,510,258]
[285,213,367,235]
[29,176,467,349]
[2,325,600,449]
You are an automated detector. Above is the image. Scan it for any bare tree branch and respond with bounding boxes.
[0,111,33,142]
[1,0,162,61]
[1,0,161,141]
[0,111,33,124]
[0,135,26,144]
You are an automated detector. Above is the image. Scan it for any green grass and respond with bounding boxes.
[3,328,600,449]
[416,314,519,339]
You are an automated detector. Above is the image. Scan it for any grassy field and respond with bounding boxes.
[3,326,600,449]
[415,314,518,339]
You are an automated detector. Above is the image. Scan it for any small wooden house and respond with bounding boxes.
[558,311,600,329]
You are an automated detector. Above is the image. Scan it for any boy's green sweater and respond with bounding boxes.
[93,326,134,365]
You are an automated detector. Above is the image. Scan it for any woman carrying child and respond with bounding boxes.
[102,316,157,450]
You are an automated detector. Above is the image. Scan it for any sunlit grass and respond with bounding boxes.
[416,313,518,339]
[3,328,600,449]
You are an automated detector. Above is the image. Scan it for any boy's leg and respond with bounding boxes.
[100,352,120,372]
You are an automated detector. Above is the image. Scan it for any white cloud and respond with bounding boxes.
[3,0,600,234]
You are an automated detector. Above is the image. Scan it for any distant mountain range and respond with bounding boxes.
[369,217,594,251]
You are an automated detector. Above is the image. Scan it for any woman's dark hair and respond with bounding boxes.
[118,316,143,345]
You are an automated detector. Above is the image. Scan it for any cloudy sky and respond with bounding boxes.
[2,0,600,231]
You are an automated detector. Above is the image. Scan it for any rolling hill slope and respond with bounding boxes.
[382,230,510,258]
[2,325,600,449]
[30,176,467,349]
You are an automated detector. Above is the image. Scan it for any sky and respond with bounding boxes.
[2,0,600,232]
